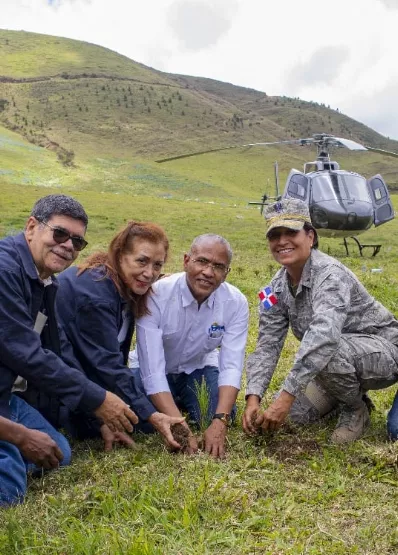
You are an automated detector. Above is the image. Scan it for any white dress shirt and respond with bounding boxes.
[136,272,249,396]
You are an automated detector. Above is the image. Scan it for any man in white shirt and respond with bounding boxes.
[136,234,249,458]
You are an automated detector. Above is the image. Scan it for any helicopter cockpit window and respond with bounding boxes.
[312,174,370,202]
[343,175,371,202]
[312,174,344,202]
[287,174,308,199]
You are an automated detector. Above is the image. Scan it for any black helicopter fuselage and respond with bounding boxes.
[283,166,394,238]
[307,169,373,238]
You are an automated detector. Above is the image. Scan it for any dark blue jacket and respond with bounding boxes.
[56,266,156,421]
[0,233,106,419]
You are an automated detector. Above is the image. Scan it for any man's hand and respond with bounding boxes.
[15,428,64,470]
[148,412,186,450]
[257,391,295,432]
[242,395,261,435]
[185,430,199,455]
[203,418,228,459]
[100,424,136,452]
[94,391,138,433]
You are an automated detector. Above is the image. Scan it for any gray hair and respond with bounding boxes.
[30,194,88,227]
[189,234,233,264]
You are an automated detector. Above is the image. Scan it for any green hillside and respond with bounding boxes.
[1,28,398,197]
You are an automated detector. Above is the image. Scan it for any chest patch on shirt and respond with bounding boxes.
[259,286,278,310]
[208,322,225,338]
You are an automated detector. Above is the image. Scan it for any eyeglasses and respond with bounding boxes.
[40,221,88,251]
[190,257,230,275]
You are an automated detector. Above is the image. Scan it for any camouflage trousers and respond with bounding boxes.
[282,334,398,425]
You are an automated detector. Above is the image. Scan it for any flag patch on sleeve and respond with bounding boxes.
[258,286,278,310]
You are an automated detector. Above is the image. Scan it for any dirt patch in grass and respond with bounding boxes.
[170,423,190,450]
[266,436,321,463]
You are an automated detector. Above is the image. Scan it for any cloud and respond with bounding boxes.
[167,0,237,51]
[284,45,349,92]
[378,0,398,9]
[341,78,398,139]
[47,0,91,6]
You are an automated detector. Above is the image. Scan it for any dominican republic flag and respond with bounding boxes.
[258,286,278,310]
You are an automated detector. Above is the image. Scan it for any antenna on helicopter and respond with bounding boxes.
[274,161,280,197]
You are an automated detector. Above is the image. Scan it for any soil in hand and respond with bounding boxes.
[170,423,190,450]
[250,409,260,429]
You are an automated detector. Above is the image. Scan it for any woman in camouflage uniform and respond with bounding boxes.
[243,198,398,444]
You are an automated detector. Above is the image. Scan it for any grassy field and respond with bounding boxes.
[1,172,398,554]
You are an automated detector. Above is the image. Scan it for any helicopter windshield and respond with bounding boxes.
[311,173,371,203]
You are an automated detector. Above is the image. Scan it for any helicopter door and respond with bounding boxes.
[284,170,309,201]
[367,174,394,227]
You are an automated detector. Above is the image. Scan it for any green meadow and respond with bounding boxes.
[1,29,398,554]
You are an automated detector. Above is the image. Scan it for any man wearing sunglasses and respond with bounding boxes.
[0,194,137,507]
[134,234,249,459]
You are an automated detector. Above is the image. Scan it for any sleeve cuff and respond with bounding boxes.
[245,386,264,399]
[78,382,107,413]
[142,374,171,396]
[218,369,242,390]
[282,376,305,398]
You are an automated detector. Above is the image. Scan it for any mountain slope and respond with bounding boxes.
[1,29,398,194]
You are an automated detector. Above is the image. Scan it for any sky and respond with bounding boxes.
[2,0,398,139]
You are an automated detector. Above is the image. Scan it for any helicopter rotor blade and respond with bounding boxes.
[331,137,368,151]
[155,138,312,163]
[364,146,398,158]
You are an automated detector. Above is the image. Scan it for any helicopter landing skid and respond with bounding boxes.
[343,237,382,257]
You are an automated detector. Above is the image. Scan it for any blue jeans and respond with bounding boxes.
[167,366,221,426]
[387,388,398,440]
[0,395,71,508]
[132,365,234,432]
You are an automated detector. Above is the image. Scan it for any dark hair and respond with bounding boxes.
[189,234,233,264]
[78,221,169,317]
[304,222,319,249]
[30,194,88,227]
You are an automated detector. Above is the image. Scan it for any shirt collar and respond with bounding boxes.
[38,271,52,287]
[274,250,314,294]
[181,274,216,308]
[13,233,58,287]
[13,233,42,281]
[299,251,313,289]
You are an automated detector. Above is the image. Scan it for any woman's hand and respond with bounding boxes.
[259,391,295,432]
[242,395,261,434]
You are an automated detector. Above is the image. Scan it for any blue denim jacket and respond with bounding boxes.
[0,233,106,419]
[56,265,156,421]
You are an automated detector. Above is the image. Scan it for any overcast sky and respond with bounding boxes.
[2,0,398,139]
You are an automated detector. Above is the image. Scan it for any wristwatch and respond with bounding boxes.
[212,413,231,427]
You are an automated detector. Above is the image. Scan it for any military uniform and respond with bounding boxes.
[246,248,398,415]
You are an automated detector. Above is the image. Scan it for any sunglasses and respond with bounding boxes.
[40,220,88,251]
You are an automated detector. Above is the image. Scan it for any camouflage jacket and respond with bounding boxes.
[246,249,398,398]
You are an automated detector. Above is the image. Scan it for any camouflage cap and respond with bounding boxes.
[264,198,312,236]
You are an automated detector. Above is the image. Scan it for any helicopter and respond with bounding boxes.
[156,133,398,256]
